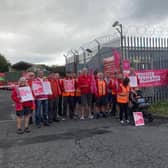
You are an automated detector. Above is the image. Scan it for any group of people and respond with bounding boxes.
[11,67,138,134]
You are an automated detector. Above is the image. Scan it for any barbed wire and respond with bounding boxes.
[66,25,168,59]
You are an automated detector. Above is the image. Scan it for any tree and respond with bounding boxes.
[12,61,33,71]
[0,54,10,72]
[45,65,65,76]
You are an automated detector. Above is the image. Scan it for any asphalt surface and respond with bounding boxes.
[0,90,15,120]
[0,90,168,168]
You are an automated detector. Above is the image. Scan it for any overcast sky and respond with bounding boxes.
[0,0,167,65]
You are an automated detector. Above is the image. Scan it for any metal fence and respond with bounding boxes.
[123,36,168,103]
[66,35,168,103]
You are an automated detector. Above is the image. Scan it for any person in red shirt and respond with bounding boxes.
[78,68,92,120]
[55,73,63,117]
[11,77,34,134]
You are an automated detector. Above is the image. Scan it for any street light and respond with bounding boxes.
[112,21,124,71]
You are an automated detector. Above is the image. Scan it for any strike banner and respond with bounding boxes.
[104,49,121,75]
[18,86,34,102]
[133,112,145,126]
[136,69,168,87]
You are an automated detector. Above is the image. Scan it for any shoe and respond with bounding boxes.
[43,122,50,126]
[48,120,53,124]
[120,120,124,124]
[126,120,130,124]
[94,113,100,119]
[80,116,85,120]
[29,119,33,125]
[16,128,24,134]
[62,118,66,121]
[37,124,41,128]
[24,127,31,133]
[53,118,60,122]
[88,115,94,119]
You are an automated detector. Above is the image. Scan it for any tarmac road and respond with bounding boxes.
[1,90,168,168]
[0,90,14,121]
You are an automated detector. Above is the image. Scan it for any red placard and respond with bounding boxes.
[133,112,145,126]
[32,80,44,96]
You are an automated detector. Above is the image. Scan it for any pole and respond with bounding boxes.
[94,39,101,71]
[120,24,123,72]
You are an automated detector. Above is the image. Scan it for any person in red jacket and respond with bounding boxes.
[78,68,92,120]
[11,77,34,134]
[109,72,122,116]
[48,73,61,123]
[95,72,108,118]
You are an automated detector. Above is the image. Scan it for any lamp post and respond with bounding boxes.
[112,21,123,71]
[94,39,101,71]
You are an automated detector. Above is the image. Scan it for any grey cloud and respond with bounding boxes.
[0,0,158,65]
[131,0,168,24]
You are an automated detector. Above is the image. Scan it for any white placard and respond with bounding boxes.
[18,86,34,102]
[43,81,52,95]
[129,76,138,87]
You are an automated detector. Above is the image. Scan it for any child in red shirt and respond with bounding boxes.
[11,77,34,134]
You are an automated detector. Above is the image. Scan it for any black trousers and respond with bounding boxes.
[48,97,59,121]
[118,103,128,121]
[63,96,74,119]
[58,96,62,116]
[111,94,117,115]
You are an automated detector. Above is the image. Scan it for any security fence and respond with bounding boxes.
[65,33,168,103]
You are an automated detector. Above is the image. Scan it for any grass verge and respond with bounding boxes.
[149,101,168,117]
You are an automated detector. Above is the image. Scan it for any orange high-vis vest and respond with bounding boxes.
[97,80,106,96]
[117,84,130,103]
[62,79,75,96]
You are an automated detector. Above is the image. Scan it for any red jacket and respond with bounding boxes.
[11,86,34,111]
[48,78,62,99]
[78,75,91,94]
[109,78,122,95]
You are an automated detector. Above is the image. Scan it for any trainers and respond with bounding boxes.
[120,120,124,124]
[24,127,31,133]
[88,115,94,119]
[80,116,85,120]
[16,128,24,134]
[126,120,130,124]
[43,122,50,126]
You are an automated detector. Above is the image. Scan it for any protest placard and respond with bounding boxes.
[18,86,34,102]
[133,112,145,126]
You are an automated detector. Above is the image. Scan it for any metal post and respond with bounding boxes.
[80,47,86,68]
[94,39,101,71]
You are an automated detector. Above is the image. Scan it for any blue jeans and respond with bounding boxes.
[35,99,48,125]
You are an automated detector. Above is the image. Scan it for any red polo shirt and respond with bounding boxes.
[78,74,91,94]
